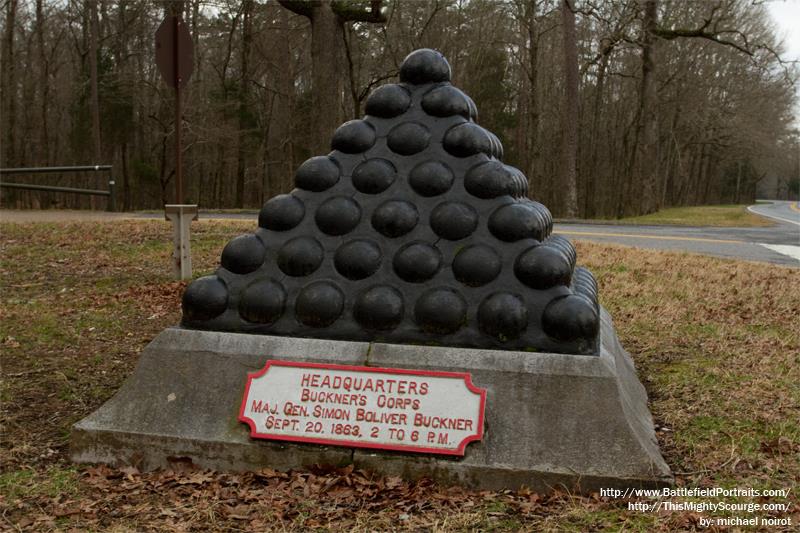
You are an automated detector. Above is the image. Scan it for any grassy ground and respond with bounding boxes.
[1,220,798,532]
[614,204,774,227]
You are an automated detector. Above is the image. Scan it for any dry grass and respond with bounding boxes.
[1,219,798,532]
[613,204,774,227]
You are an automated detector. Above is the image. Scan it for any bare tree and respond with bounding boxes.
[2,0,18,166]
[236,0,255,207]
[1,0,795,212]
[560,0,579,217]
[629,0,660,215]
[278,0,386,155]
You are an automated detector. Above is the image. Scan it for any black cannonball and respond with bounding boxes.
[399,48,451,85]
[316,196,361,235]
[452,245,501,287]
[334,239,382,280]
[331,119,376,153]
[295,156,340,192]
[387,122,430,155]
[442,122,492,158]
[277,236,324,277]
[430,202,478,240]
[352,158,396,194]
[514,245,572,289]
[354,286,404,330]
[477,293,528,341]
[527,201,553,235]
[421,85,471,118]
[547,235,577,268]
[504,165,529,197]
[221,234,266,274]
[239,279,286,324]
[415,288,467,334]
[465,94,478,121]
[572,266,597,292]
[464,161,514,199]
[393,242,441,282]
[488,202,547,242]
[182,275,228,322]
[365,84,412,117]
[371,200,418,238]
[487,131,504,159]
[258,194,305,231]
[573,284,598,304]
[409,160,454,197]
[296,281,344,328]
[573,277,597,295]
[571,267,598,303]
[542,294,599,342]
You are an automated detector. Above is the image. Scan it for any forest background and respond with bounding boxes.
[1,0,798,218]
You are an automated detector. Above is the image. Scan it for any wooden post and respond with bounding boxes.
[165,204,198,280]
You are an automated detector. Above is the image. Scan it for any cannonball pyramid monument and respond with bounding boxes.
[182,49,600,355]
[71,50,672,493]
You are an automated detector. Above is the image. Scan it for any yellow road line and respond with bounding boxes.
[559,230,743,245]
[790,202,800,213]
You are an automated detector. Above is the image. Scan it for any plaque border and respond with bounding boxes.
[238,360,486,456]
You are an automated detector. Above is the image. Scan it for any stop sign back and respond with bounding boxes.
[155,15,194,89]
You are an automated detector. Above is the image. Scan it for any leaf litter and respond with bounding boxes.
[1,220,798,531]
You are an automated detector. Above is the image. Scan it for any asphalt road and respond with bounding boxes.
[555,201,799,268]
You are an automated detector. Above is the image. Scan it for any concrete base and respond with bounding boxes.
[71,308,672,492]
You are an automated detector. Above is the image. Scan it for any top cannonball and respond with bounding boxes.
[399,49,451,85]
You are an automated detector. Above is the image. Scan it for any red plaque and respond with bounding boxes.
[239,361,486,456]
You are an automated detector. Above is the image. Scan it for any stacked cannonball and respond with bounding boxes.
[182,49,601,355]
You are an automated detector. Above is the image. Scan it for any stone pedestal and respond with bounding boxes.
[71,308,672,492]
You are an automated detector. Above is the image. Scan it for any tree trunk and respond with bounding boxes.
[343,25,361,119]
[559,0,579,217]
[191,0,201,83]
[36,0,50,164]
[735,160,742,203]
[88,0,102,208]
[278,0,385,155]
[525,2,540,195]
[632,0,660,215]
[236,0,254,207]
[586,52,609,218]
[2,0,18,166]
[310,2,345,155]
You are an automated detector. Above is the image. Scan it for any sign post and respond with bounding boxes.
[155,14,196,280]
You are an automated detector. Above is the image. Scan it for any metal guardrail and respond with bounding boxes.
[0,165,115,211]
